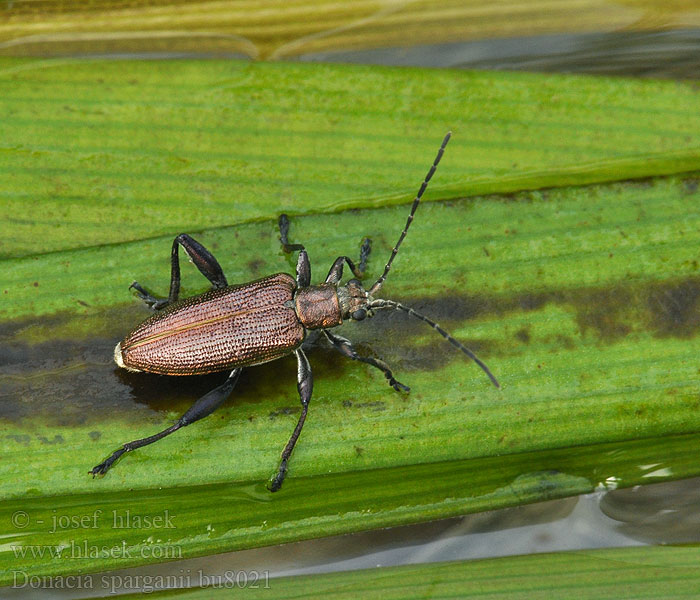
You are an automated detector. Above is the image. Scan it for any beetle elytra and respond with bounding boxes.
[90,132,499,491]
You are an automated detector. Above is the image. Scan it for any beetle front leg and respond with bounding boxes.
[269,349,313,492]
[90,368,242,476]
[132,233,229,310]
[323,330,409,392]
[278,214,310,287]
[278,213,304,254]
[325,238,371,284]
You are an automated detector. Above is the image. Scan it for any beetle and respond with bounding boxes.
[90,132,499,491]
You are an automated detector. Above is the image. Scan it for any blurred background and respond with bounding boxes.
[0,1,697,77]
[0,1,698,76]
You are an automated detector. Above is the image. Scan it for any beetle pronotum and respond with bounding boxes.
[90,132,499,491]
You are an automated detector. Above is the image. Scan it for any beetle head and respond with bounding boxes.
[337,279,375,322]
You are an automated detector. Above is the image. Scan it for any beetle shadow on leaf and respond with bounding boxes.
[0,290,501,428]
[115,355,303,417]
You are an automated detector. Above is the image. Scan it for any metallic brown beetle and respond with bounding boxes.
[90,133,499,491]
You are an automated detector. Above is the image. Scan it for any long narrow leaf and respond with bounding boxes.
[2,58,700,582]
[2,58,699,257]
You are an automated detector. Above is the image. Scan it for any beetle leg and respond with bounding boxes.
[132,233,228,310]
[129,281,168,310]
[325,238,371,284]
[295,250,311,288]
[90,368,242,477]
[278,214,310,287]
[358,236,371,274]
[324,254,362,283]
[278,213,304,253]
[323,330,410,392]
[269,349,313,492]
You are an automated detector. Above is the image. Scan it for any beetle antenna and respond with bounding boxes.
[368,132,451,296]
[369,299,499,388]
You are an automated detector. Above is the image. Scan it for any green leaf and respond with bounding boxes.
[2,58,699,258]
[115,544,700,599]
[2,57,700,582]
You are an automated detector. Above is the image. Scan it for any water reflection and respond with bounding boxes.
[299,29,700,79]
[7,477,697,598]
[600,478,700,544]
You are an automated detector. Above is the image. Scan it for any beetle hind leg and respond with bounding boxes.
[324,330,409,392]
[90,369,242,477]
[132,233,229,311]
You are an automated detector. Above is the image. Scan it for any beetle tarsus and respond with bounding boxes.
[358,237,371,276]
[278,214,311,286]
[278,214,305,254]
[390,378,410,393]
[130,281,169,310]
[89,448,126,477]
[268,459,287,492]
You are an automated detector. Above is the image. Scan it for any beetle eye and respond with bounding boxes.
[352,309,367,321]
